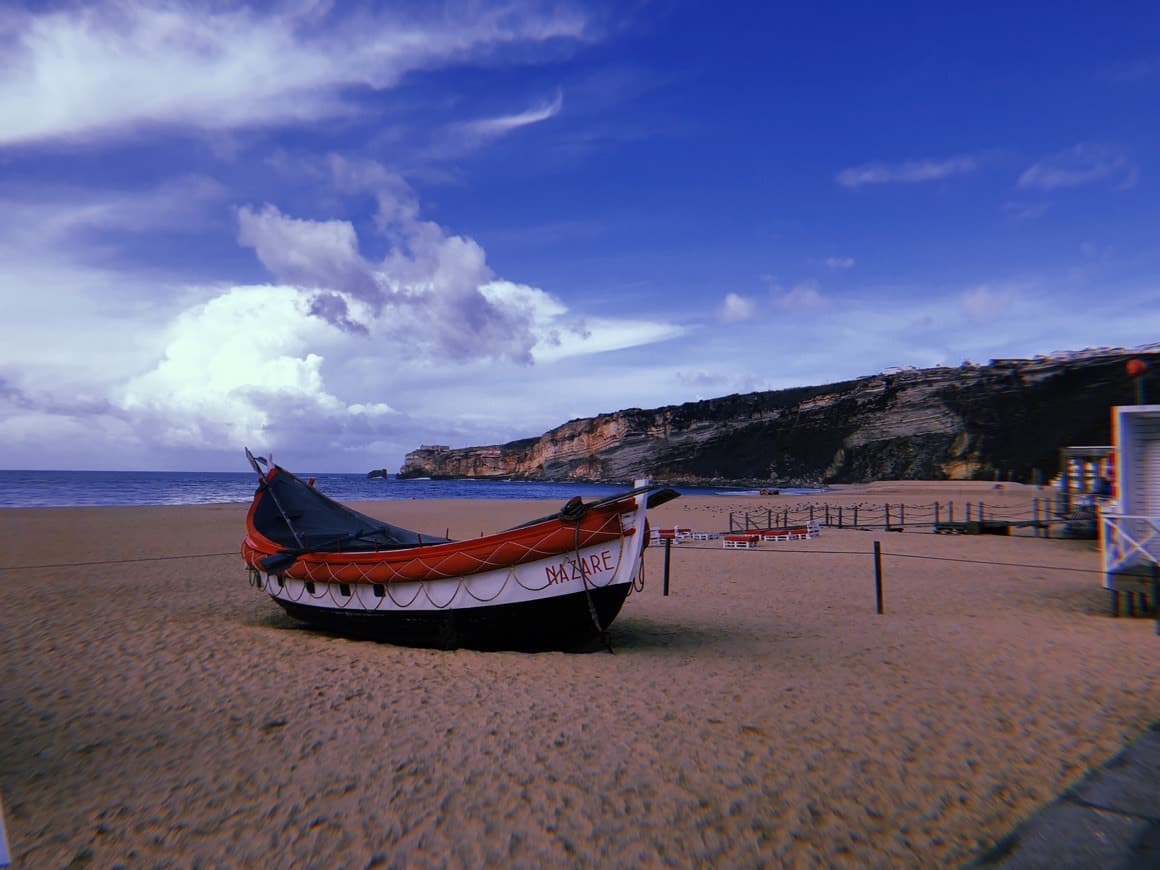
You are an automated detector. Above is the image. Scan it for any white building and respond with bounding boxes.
[1099,405,1160,614]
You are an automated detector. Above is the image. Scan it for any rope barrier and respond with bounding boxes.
[0,533,1105,581]
[0,551,238,572]
[881,551,1103,575]
[666,543,1104,575]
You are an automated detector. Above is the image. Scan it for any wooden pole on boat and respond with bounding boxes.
[934,502,940,531]
[853,505,859,527]
[874,541,884,615]
[663,538,672,597]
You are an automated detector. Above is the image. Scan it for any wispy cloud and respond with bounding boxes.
[1017,144,1138,191]
[1001,200,1051,222]
[823,256,855,270]
[836,155,978,189]
[0,2,588,146]
[454,91,563,142]
[0,176,226,247]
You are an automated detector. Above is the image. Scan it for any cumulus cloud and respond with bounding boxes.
[719,292,758,323]
[836,155,978,189]
[119,285,388,449]
[106,159,686,453]
[238,205,378,298]
[1017,144,1138,191]
[0,2,588,146]
[235,157,685,365]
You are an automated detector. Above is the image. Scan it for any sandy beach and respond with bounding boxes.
[1,483,1157,866]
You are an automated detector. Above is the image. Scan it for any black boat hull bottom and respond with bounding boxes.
[272,583,633,651]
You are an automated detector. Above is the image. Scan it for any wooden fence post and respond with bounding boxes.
[874,541,884,614]
[663,538,671,597]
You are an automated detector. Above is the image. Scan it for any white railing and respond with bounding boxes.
[1099,512,1160,581]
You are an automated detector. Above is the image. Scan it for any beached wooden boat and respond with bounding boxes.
[241,451,678,649]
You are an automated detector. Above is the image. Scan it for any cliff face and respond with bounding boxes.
[399,348,1159,484]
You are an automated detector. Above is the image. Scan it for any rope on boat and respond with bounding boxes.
[569,500,610,649]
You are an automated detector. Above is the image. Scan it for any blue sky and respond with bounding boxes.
[1,1,1157,472]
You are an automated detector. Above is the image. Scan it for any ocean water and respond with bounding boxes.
[0,470,821,509]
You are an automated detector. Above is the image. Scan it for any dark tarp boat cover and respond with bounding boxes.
[253,465,453,553]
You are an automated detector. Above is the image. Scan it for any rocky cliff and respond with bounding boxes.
[399,348,1159,485]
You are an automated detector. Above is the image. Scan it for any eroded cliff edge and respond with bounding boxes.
[399,348,1158,485]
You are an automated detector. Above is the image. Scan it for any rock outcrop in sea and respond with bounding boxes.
[399,346,1158,485]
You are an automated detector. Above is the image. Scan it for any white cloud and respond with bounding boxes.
[0,151,689,469]
[823,256,855,270]
[959,284,1016,324]
[454,90,564,142]
[1017,144,1138,191]
[0,2,588,146]
[0,176,226,252]
[234,158,686,366]
[776,281,828,310]
[120,285,349,448]
[236,204,379,333]
[719,292,758,322]
[836,155,978,189]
